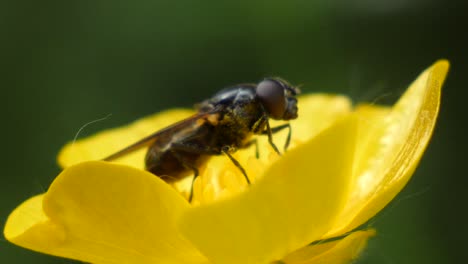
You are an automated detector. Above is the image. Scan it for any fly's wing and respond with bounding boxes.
[103,111,220,161]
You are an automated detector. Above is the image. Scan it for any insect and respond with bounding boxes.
[103,78,300,201]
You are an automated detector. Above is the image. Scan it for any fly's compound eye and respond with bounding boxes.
[256,79,287,119]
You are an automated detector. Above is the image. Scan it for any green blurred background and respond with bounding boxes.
[1,0,466,263]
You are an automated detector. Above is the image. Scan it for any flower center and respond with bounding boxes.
[171,135,303,205]
[171,154,270,205]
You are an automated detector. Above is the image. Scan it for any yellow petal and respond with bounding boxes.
[58,109,194,169]
[4,195,68,250]
[282,230,375,264]
[327,60,449,236]
[178,115,358,264]
[4,161,207,264]
[290,94,352,142]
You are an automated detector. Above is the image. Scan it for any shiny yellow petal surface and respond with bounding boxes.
[327,60,449,236]
[58,109,194,169]
[4,161,207,264]
[291,94,352,142]
[178,116,358,264]
[282,230,375,264]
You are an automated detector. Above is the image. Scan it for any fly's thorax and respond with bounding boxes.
[210,108,254,149]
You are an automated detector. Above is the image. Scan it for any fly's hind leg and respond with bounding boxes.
[170,143,252,202]
[170,150,200,203]
[188,167,199,203]
[170,143,219,203]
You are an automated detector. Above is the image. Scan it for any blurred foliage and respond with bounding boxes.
[1,0,466,263]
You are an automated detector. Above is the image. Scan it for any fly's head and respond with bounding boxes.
[256,77,300,121]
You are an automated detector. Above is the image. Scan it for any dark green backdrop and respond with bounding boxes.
[1,0,466,263]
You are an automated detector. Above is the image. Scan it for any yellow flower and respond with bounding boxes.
[4,60,448,264]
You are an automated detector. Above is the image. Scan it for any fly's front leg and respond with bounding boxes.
[264,118,282,156]
[255,105,282,156]
[221,146,251,184]
[252,111,292,155]
[263,123,292,152]
[253,114,282,156]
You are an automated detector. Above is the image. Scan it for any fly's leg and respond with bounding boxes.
[256,103,293,155]
[255,105,282,155]
[263,123,292,152]
[249,121,292,158]
[170,143,252,201]
[169,150,200,202]
[261,118,292,155]
[264,118,282,156]
[170,142,219,203]
[188,167,199,203]
[221,146,251,184]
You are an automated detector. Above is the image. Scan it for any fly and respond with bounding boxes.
[103,78,300,201]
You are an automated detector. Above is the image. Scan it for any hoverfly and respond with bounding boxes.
[104,78,300,201]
